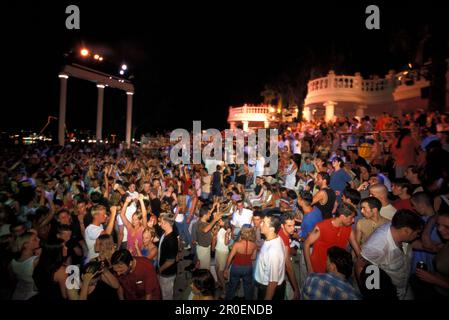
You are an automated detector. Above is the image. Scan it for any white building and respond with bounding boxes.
[228,62,449,129]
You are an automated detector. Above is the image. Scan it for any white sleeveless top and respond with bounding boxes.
[10,256,39,300]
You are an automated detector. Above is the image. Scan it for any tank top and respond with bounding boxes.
[127,227,143,256]
[11,256,38,300]
[310,219,352,273]
[315,188,336,219]
[233,240,253,266]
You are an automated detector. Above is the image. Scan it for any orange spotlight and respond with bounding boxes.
[94,54,100,60]
[80,48,89,57]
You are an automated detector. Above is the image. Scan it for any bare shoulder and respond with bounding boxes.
[54,266,68,282]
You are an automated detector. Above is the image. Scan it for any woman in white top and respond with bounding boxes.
[284,157,298,190]
[212,218,231,294]
[10,232,40,300]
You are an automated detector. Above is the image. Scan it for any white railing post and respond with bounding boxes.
[328,70,336,89]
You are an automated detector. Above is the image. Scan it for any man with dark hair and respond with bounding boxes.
[356,197,389,246]
[254,212,286,300]
[279,212,300,299]
[330,157,352,199]
[252,210,265,250]
[304,203,361,273]
[342,187,361,207]
[392,178,413,211]
[312,172,336,219]
[409,191,440,274]
[157,212,178,300]
[192,203,223,270]
[356,209,424,299]
[149,189,162,217]
[302,246,360,300]
[297,191,323,289]
[404,165,424,194]
[111,249,161,300]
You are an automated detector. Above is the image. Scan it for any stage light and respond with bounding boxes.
[80,48,89,57]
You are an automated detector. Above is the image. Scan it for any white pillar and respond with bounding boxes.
[264,120,270,128]
[242,120,249,132]
[303,106,311,121]
[96,84,105,141]
[324,101,337,122]
[58,74,68,146]
[230,122,236,130]
[126,92,133,148]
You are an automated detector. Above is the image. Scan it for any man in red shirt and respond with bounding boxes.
[279,212,300,299]
[392,178,413,211]
[111,249,162,300]
[304,203,361,273]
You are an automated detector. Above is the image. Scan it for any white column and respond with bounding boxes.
[58,74,68,146]
[303,106,311,121]
[230,122,236,130]
[355,104,367,119]
[264,120,270,128]
[324,101,337,122]
[96,84,105,141]
[242,120,249,132]
[126,92,133,148]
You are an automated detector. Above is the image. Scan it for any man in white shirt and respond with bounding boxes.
[84,205,117,263]
[231,200,253,237]
[369,183,397,220]
[355,209,424,299]
[254,213,286,300]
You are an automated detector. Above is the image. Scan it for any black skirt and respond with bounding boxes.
[236,174,246,185]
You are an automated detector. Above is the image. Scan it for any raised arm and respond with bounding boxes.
[312,190,325,206]
[104,205,118,235]
[119,198,135,234]
[138,194,148,228]
[103,167,110,199]
[201,204,223,234]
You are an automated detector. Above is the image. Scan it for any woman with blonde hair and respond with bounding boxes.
[9,232,40,300]
[94,234,115,265]
[119,195,147,256]
[135,227,158,265]
[223,225,257,300]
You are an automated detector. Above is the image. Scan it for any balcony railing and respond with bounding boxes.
[228,105,271,116]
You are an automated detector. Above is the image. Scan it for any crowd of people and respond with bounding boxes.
[0,109,449,300]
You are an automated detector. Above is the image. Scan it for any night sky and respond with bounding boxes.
[0,1,445,140]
